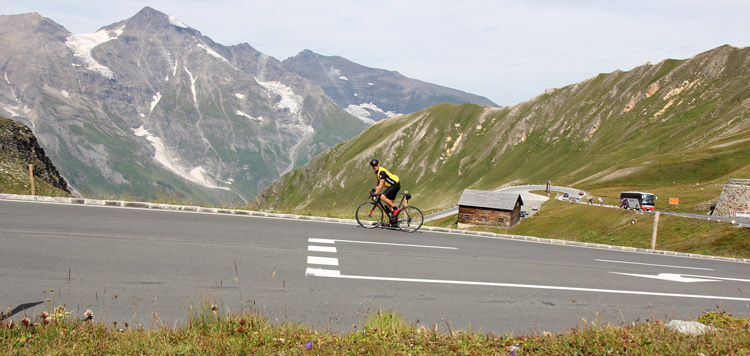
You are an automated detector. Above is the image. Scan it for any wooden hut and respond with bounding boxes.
[457,189,523,228]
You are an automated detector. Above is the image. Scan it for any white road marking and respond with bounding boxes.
[308,238,335,244]
[308,245,337,253]
[309,273,750,302]
[610,272,719,283]
[595,259,713,271]
[307,256,339,266]
[680,274,750,283]
[305,268,341,277]
[320,238,457,250]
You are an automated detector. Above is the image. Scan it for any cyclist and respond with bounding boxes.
[369,159,401,216]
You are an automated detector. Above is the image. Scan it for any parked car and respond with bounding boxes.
[563,193,570,199]
[520,211,528,218]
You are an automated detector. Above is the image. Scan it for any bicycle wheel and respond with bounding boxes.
[397,206,423,233]
[356,202,383,229]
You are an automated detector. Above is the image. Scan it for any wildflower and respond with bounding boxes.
[21,317,31,327]
[6,320,14,329]
[84,309,93,321]
[40,311,49,320]
[124,322,129,328]
[305,341,313,350]
[211,304,218,311]
[236,327,246,333]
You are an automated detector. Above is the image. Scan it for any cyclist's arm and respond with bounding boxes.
[374,178,385,195]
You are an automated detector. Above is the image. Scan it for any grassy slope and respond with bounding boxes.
[254,46,750,219]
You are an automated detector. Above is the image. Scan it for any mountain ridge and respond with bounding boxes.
[253,45,750,216]
[1,8,366,204]
[283,49,497,124]
[0,7,498,204]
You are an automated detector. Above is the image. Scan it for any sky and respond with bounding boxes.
[2,0,749,106]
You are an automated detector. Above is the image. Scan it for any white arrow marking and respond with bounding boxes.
[610,272,719,283]
[595,259,713,271]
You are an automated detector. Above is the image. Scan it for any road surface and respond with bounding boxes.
[2,198,749,334]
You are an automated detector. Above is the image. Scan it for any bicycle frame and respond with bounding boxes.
[370,193,409,220]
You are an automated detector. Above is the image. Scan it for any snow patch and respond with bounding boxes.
[368,82,374,86]
[327,66,341,77]
[235,93,245,99]
[149,92,162,114]
[255,79,303,115]
[339,76,348,81]
[65,26,124,79]
[184,66,198,104]
[3,104,31,119]
[197,41,230,64]
[168,16,188,29]
[235,110,263,122]
[60,90,70,98]
[345,102,400,125]
[131,125,228,190]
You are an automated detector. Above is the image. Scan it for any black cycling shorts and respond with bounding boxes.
[382,182,400,201]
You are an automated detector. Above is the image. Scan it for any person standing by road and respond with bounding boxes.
[369,159,401,216]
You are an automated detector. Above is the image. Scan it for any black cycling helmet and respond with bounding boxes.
[369,159,379,167]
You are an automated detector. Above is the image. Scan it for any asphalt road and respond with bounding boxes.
[2,199,750,334]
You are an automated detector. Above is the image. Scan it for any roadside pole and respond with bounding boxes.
[651,211,660,250]
[29,164,35,196]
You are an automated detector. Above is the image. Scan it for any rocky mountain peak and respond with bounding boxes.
[283,50,498,124]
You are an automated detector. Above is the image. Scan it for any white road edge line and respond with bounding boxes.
[595,259,713,270]
[309,238,457,250]
[307,256,339,266]
[310,273,750,302]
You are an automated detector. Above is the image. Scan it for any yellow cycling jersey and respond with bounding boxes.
[375,167,399,187]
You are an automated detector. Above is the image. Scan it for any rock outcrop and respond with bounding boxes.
[0,118,70,193]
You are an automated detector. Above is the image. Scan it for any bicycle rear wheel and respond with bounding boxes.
[356,202,383,229]
[397,206,423,233]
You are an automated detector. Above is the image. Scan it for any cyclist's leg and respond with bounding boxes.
[381,183,400,209]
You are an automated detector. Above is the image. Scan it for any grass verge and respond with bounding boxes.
[2,306,748,355]
[427,198,750,260]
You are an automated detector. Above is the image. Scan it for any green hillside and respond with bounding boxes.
[253,45,750,217]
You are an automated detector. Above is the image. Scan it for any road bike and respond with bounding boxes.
[356,190,424,232]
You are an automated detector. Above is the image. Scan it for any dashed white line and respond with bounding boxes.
[309,238,335,244]
[307,256,339,266]
[309,245,337,253]
[305,267,341,277]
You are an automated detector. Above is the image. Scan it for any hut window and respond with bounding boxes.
[478,216,488,222]
[497,218,506,224]
[462,214,472,220]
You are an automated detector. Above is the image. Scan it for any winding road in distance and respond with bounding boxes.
[2,198,749,334]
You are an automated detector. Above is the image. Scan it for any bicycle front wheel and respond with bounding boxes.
[397,206,423,233]
[356,202,383,229]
